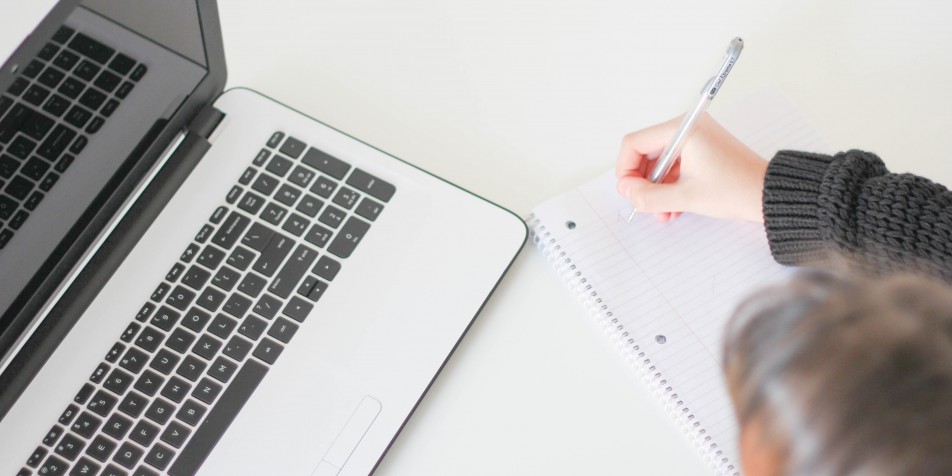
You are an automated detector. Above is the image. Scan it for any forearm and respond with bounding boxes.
[762,149,952,279]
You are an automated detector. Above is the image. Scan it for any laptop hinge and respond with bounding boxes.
[188,105,225,139]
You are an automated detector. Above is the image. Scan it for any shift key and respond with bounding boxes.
[268,245,318,299]
[252,232,294,277]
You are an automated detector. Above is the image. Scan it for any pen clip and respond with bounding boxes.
[706,37,743,100]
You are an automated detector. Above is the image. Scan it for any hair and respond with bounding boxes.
[724,270,952,476]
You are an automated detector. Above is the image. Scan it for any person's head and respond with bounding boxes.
[724,271,952,476]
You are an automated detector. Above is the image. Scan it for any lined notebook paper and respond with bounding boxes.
[528,90,831,475]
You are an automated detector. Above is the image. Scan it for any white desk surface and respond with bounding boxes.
[6,1,952,474]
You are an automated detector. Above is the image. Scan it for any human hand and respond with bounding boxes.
[616,114,768,222]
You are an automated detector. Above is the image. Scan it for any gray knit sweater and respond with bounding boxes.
[763,150,952,279]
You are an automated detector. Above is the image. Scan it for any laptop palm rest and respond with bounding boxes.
[313,396,382,476]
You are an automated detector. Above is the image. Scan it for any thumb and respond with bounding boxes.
[617,175,690,214]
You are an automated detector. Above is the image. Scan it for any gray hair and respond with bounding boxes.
[724,271,952,475]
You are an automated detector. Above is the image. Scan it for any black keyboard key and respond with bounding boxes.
[58,77,85,100]
[237,190,265,215]
[252,231,294,277]
[23,84,51,106]
[274,183,301,206]
[89,362,110,383]
[310,175,337,199]
[208,313,238,340]
[43,94,70,117]
[52,26,74,44]
[23,60,44,79]
[306,279,328,302]
[313,255,341,281]
[113,442,143,470]
[252,294,281,320]
[54,433,85,461]
[58,404,80,425]
[209,206,228,224]
[166,263,186,283]
[9,209,29,229]
[260,202,287,225]
[252,338,284,365]
[134,369,165,397]
[25,190,44,210]
[266,131,284,148]
[192,334,222,361]
[328,216,371,259]
[69,33,115,64]
[282,296,313,322]
[196,245,226,270]
[39,455,69,476]
[181,265,211,290]
[36,124,76,162]
[211,211,250,250]
[211,266,240,292]
[104,342,125,363]
[0,229,13,249]
[281,212,309,237]
[130,63,148,81]
[101,99,119,117]
[176,355,207,382]
[42,424,64,446]
[117,391,148,419]
[74,382,96,404]
[101,464,126,476]
[86,390,118,417]
[222,335,253,362]
[347,168,396,202]
[64,105,92,128]
[134,326,164,353]
[297,275,317,297]
[39,43,61,62]
[72,457,102,475]
[71,412,102,439]
[150,305,181,330]
[152,283,171,302]
[167,328,196,354]
[252,148,269,166]
[7,77,29,97]
[191,377,223,405]
[288,165,316,187]
[161,376,192,403]
[278,136,306,158]
[176,399,207,427]
[268,244,318,299]
[302,147,350,179]
[86,434,117,463]
[115,81,135,100]
[119,347,148,374]
[296,193,324,218]
[0,155,19,178]
[85,116,105,133]
[225,184,242,204]
[222,293,252,319]
[180,243,200,263]
[109,53,136,75]
[0,195,15,220]
[70,135,88,155]
[332,186,361,210]
[161,421,191,449]
[167,359,267,476]
[237,272,266,298]
[238,166,256,186]
[145,398,175,425]
[227,245,255,271]
[250,173,279,196]
[38,67,66,88]
[0,96,10,116]
[165,285,196,311]
[265,154,292,177]
[145,443,175,472]
[317,205,345,229]
[39,172,60,191]
[21,110,55,141]
[208,356,238,383]
[53,50,79,71]
[304,223,333,248]
[150,348,181,375]
[74,60,100,81]
[182,308,212,333]
[267,317,299,344]
[103,367,134,395]
[0,104,32,142]
[79,87,106,110]
[28,447,48,468]
[241,222,273,252]
[355,197,384,221]
[102,413,133,441]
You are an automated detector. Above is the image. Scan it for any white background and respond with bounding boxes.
[6,1,952,474]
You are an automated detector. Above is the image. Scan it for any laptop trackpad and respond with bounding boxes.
[312,396,382,476]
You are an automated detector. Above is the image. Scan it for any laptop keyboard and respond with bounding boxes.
[16,132,395,476]
[0,25,147,249]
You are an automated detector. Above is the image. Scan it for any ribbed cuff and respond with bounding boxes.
[762,150,836,266]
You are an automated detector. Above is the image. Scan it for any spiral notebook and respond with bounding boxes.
[528,91,831,475]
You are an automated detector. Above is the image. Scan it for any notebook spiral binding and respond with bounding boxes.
[527,214,739,476]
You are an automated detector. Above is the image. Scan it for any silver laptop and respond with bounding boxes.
[0,1,526,474]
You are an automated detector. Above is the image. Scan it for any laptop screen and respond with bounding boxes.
[0,0,215,363]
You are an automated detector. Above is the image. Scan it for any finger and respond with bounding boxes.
[616,116,683,179]
[618,175,692,214]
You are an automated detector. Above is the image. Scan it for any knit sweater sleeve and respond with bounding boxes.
[762,149,952,278]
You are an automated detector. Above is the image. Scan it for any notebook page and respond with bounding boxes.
[531,90,831,474]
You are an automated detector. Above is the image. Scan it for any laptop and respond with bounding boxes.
[0,1,526,475]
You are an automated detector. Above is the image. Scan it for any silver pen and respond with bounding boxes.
[626,37,744,222]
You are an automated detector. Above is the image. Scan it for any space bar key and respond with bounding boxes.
[168,359,269,476]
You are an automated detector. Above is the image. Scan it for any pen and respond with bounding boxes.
[626,37,744,223]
